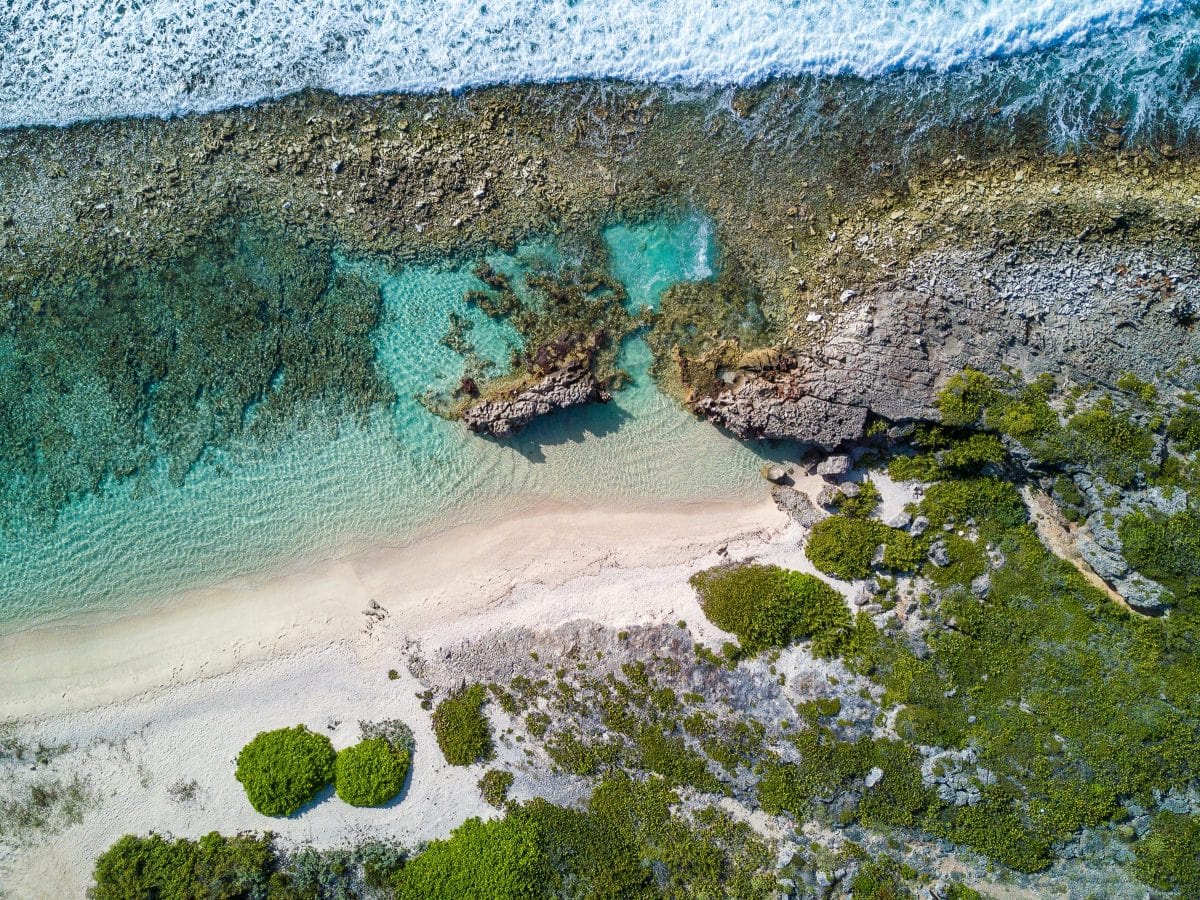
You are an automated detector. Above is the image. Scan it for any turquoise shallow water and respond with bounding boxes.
[0,212,783,630]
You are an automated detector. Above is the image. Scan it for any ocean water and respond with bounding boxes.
[0,212,782,628]
[1,0,1196,136]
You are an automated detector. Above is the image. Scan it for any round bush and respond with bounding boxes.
[335,738,410,807]
[235,725,336,817]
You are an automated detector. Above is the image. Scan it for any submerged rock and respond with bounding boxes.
[463,360,611,438]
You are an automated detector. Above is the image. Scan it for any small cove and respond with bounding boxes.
[0,212,785,630]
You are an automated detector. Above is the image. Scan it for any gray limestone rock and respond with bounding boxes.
[691,241,1200,451]
[816,484,842,508]
[464,361,610,438]
[771,486,825,527]
[816,454,853,478]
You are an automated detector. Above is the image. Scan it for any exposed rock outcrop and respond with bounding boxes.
[463,358,611,438]
[689,240,1200,449]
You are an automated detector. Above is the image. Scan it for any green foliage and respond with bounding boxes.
[636,727,723,794]
[432,684,494,766]
[1133,811,1200,894]
[1116,371,1159,403]
[806,516,924,579]
[937,370,1000,427]
[1052,475,1087,523]
[755,729,934,832]
[690,563,849,656]
[393,814,546,899]
[393,776,775,900]
[806,516,881,580]
[986,380,1059,443]
[92,832,276,900]
[1060,400,1155,487]
[835,479,882,518]
[1166,405,1200,455]
[938,433,1007,472]
[919,478,1026,534]
[479,769,515,807]
[1119,509,1200,601]
[850,855,915,900]
[334,738,409,808]
[234,725,336,817]
[848,471,1200,872]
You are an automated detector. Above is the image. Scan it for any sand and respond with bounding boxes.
[0,496,792,898]
[0,499,786,723]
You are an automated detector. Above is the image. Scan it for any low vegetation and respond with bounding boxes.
[335,738,410,808]
[432,684,494,766]
[234,725,336,817]
[92,832,277,899]
[1133,811,1200,895]
[479,769,514,807]
[689,562,849,656]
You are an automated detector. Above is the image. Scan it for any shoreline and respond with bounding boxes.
[0,496,787,724]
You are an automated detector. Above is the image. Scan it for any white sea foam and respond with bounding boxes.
[0,0,1187,127]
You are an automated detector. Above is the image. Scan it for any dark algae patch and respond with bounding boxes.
[0,218,391,530]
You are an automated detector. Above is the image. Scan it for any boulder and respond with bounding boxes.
[762,464,792,485]
[816,454,853,478]
[816,484,842,508]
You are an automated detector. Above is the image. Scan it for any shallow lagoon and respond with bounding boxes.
[0,213,782,628]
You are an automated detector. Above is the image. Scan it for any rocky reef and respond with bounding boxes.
[463,350,612,438]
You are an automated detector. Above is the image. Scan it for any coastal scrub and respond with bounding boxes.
[234,725,335,817]
[432,684,494,766]
[689,562,849,656]
[335,738,410,808]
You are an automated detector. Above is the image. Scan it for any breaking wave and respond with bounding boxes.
[0,0,1192,127]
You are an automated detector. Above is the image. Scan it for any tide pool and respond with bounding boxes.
[0,212,785,629]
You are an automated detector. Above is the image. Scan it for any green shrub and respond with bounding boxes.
[1119,508,1200,600]
[967,372,1060,445]
[938,433,1007,472]
[432,684,494,766]
[1166,405,1200,454]
[806,516,881,580]
[835,479,882,518]
[234,725,336,817]
[690,563,849,656]
[335,738,410,807]
[1116,371,1159,403]
[392,814,546,899]
[1061,401,1155,487]
[92,832,276,899]
[1133,811,1200,894]
[937,370,1000,427]
[880,530,924,572]
[636,727,723,794]
[850,856,915,900]
[479,769,514,807]
[919,478,1026,534]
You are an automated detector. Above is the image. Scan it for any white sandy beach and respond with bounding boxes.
[1,495,798,898]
